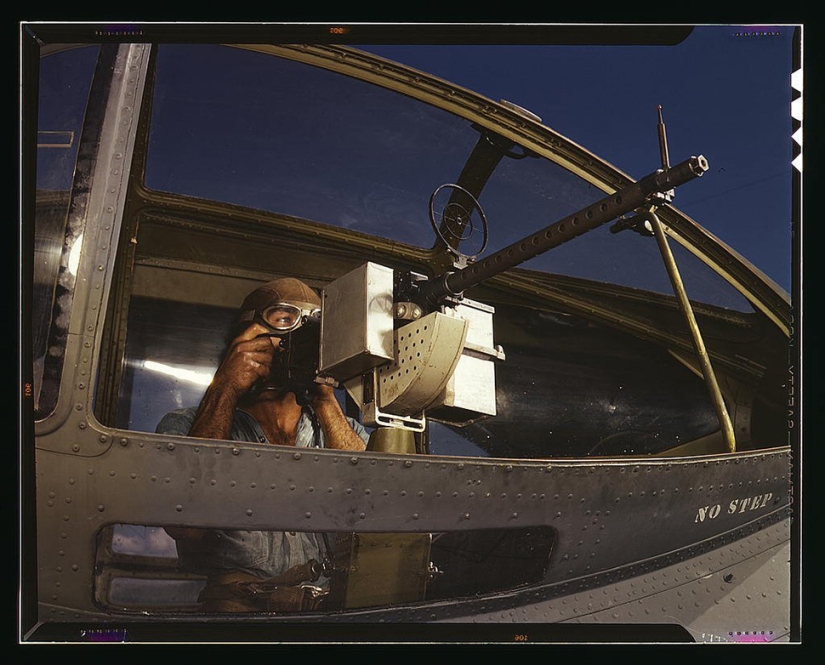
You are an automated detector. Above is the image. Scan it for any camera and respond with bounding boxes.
[256,319,322,405]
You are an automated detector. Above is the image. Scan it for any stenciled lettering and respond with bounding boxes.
[695,504,721,523]
[695,492,774,523]
[728,493,772,514]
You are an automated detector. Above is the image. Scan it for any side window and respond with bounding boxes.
[32,45,99,418]
[94,523,555,614]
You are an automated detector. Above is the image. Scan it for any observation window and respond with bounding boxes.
[94,523,555,614]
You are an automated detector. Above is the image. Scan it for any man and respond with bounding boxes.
[156,277,369,612]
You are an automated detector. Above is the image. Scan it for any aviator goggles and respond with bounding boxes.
[239,302,321,334]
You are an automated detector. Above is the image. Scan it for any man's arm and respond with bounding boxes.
[311,385,367,451]
[189,323,278,440]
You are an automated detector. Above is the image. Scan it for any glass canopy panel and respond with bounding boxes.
[146,44,481,247]
[120,43,756,454]
[145,44,753,313]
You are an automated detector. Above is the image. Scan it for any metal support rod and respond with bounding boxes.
[647,208,736,453]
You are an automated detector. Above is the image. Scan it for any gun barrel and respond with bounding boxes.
[420,155,708,303]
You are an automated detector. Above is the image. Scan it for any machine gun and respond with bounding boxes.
[317,117,710,436]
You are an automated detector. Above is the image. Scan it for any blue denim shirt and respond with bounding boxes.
[156,406,369,581]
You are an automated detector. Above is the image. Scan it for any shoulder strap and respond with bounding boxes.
[233,408,268,443]
[303,406,323,448]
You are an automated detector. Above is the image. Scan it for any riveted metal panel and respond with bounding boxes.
[34,435,791,621]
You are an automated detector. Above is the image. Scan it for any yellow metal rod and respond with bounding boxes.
[647,208,737,453]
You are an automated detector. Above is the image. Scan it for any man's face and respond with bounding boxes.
[249,302,322,398]
[253,302,321,336]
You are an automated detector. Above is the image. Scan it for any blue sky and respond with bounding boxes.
[359,25,799,294]
[29,22,800,296]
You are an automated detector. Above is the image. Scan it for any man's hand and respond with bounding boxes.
[308,382,337,406]
[310,383,367,451]
[210,323,282,400]
[188,324,281,440]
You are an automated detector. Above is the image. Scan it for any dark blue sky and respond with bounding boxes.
[360,25,798,294]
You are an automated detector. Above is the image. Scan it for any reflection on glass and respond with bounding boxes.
[142,360,214,387]
[67,232,83,276]
[114,297,234,431]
